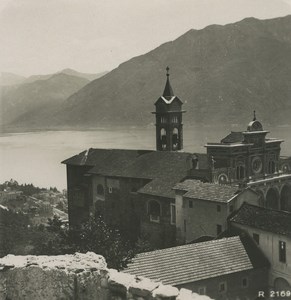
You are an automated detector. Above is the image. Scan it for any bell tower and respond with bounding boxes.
[153,67,185,151]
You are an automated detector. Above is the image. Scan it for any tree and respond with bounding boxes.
[34,216,135,270]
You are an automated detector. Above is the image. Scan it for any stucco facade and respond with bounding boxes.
[231,222,291,290]
[174,182,259,243]
[178,268,268,300]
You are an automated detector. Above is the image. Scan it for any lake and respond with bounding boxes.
[1,125,290,190]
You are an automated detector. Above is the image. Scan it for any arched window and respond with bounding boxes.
[266,188,279,210]
[97,184,104,196]
[148,200,161,223]
[172,128,179,150]
[160,128,167,150]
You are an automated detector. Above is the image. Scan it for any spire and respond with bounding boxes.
[253,110,256,121]
[163,66,174,98]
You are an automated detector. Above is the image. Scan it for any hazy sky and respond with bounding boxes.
[0,0,291,76]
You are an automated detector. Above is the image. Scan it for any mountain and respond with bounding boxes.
[5,15,291,130]
[24,69,107,84]
[51,15,291,128]
[60,68,108,81]
[1,73,89,129]
[0,72,26,86]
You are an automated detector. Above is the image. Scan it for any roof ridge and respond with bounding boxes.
[238,202,291,216]
[137,236,241,257]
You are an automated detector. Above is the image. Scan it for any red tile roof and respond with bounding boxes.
[124,236,254,286]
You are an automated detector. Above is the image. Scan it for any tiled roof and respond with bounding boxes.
[124,236,254,286]
[173,179,239,203]
[87,151,192,178]
[221,230,270,269]
[138,175,185,199]
[221,131,244,144]
[61,149,151,167]
[63,149,206,198]
[230,203,291,237]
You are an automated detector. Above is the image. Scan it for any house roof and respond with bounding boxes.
[221,131,244,144]
[173,179,239,203]
[63,149,208,199]
[61,149,151,167]
[124,236,255,286]
[138,175,185,199]
[230,203,291,237]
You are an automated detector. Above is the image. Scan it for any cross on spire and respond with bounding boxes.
[163,66,174,97]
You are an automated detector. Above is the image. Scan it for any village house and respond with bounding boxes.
[230,203,291,291]
[124,236,269,300]
[173,179,259,243]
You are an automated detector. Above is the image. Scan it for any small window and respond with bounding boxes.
[269,160,276,174]
[217,224,222,236]
[198,287,206,295]
[242,277,248,288]
[217,205,221,212]
[170,203,176,225]
[108,186,113,193]
[279,241,286,263]
[148,200,161,223]
[253,233,260,245]
[184,219,187,233]
[219,282,227,293]
[189,200,193,208]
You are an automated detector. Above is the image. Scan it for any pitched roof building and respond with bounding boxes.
[62,69,209,247]
[173,179,259,243]
[230,202,291,237]
[230,203,291,291]
[124,236,269,299]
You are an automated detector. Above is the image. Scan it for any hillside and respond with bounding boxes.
[1,73,89,129]
[24,69,107,84]
[4,15,291,130]
[0,72,26,86]
[60,69,108,81]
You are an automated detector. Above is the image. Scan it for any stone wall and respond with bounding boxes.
[0,252,212,300]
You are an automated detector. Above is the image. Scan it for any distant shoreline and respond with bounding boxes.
[1,122,290,135]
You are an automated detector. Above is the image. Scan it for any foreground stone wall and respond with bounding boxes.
[0,252,212,300]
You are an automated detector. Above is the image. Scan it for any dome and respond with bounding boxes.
[247,120,263,132]
[247,111,263,131]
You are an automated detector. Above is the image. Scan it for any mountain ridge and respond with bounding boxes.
[4,15,291,131]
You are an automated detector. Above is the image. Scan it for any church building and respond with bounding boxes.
[62,67,291,248]
[62,68,204,247]
[206,112,291,211]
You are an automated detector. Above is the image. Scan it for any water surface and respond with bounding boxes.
[1,125,290,190]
